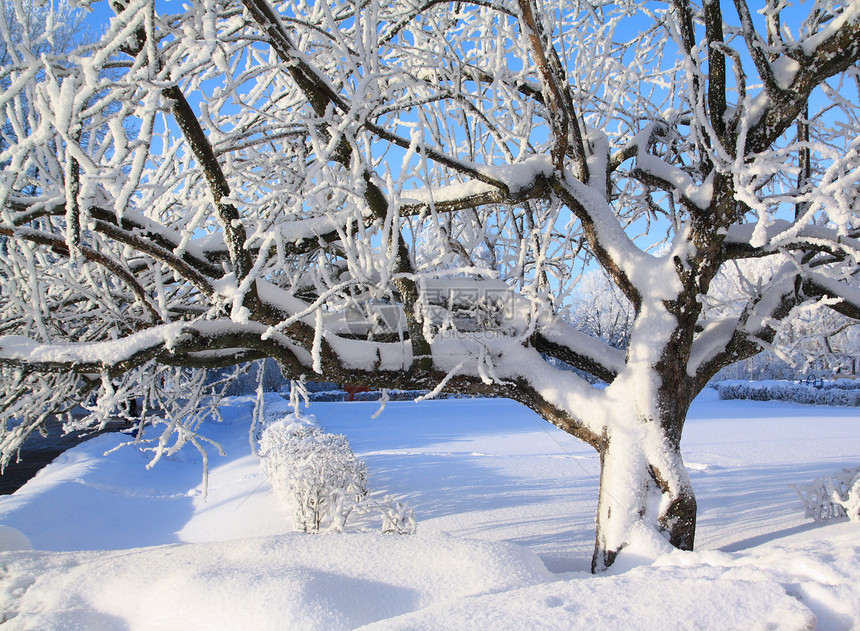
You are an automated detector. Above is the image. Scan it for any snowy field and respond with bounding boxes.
[1,390,859,629]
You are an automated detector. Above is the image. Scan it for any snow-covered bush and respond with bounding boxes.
[378,496,418,535]
[259,414,418,534]
[794,467,860,522]
[832,471,860,522]
[337,494,419,534]
[259,415,368,533]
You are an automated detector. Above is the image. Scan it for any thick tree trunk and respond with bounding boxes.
[591,422,696,572]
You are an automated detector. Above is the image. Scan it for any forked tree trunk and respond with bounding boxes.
[591,417,697,572]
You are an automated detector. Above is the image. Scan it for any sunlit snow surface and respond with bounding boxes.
[1,390,858,629]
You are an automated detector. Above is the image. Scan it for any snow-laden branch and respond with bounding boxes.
[0,323,190,373]
[240,0,512,193]
[516,0,573,174]
[533,318,625,383]
[689,262,830,383]
[378,0,515,46]
[0,319,319,378]
[0,225,163,323]
[802,273,860,320]
[631,156,714,211]
[687,316,743,379]
[607,122,715,210]
[555,174,670,306]
[398,156,554,215]
[741,0,860,153]
[724,220,860,262]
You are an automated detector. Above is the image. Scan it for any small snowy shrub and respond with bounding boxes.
[793,386,818,405]
[716,382,744,400]
[794,467,860,522]
[341,493,418,534]
[260,415,368,533]
[832,470,860,521]
[376,496,418,534]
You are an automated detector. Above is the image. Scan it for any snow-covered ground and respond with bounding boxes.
[1,390,858,629]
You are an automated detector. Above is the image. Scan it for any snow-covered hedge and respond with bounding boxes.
[258,413,416,534]
[259,415,368,533]
[794,467,860,522]
[351,390,481,401]
[716,380,860,407]
[306,390,348,402]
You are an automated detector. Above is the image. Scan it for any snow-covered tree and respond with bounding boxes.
[1,0,859,571]
[706,256,860,378]
[570,269,634,350]
[776,308,860,375]
[0,0,90,146]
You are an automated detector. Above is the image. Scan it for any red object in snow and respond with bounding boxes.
[344,384,371,401]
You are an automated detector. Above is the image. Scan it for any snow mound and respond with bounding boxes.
[652,522,860,629]
[0,533,553,630]
[359,575,813,630]
[361,523,860,630]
